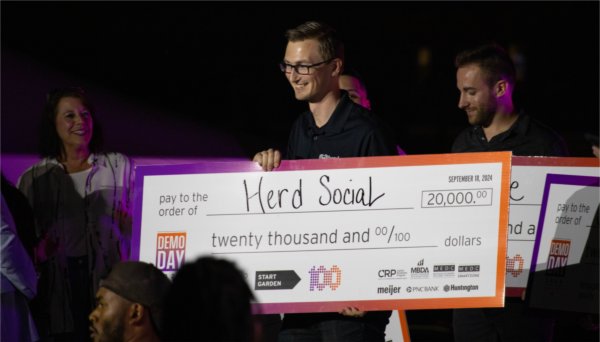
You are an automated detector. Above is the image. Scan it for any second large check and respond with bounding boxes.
[132,152,511,313]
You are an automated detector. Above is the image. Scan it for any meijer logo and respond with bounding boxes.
[156,232,186,272]
[309,265,341,291]
[377,285,402,296]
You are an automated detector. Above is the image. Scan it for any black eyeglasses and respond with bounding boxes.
[279,58,334,75]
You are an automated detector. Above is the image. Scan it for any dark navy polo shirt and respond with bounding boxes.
[452,113,569,156]
[286,91,396,160]
[281,91,395,331]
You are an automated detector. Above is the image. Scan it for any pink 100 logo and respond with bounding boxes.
[506,254,525,277]
[309,265,342,291]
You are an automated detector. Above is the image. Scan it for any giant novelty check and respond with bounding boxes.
[131,152,511,314]
[505,157,599,297]
[527,174,599,313]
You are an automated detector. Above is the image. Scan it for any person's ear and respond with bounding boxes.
[129,303,145,324]
[494,79,508,97]
[331,58,343,77]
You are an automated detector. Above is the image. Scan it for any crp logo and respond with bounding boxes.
[156,232,186,272]
[309,265,341,291]
[506,254,524,277]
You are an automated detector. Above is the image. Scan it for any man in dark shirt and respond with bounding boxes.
[452,43,567,341]
[254,21,395,170]
[253,21,395,342]
[285,89,394,160]
[453,113,568,156]
[452,43,568,157]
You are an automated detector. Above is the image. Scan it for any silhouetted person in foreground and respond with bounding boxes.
[162,256,257,342]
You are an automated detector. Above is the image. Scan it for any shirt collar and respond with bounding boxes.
[473,112,529,143]
[48,153,97,170]
[304,91,353,135]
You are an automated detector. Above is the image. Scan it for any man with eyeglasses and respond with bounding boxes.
[253,21,395,342]
[254,21,395,172]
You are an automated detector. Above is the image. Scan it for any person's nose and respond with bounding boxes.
[76,112,91,126]
[73,112,85,125]
[458,93,468,110]
[89,309,97,323]
[288,67,300,81]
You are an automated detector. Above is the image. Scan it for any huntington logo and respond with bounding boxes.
[506,254,525,277]
[156,232,186,272]
[309,265,341,291]
[443,284,479,292]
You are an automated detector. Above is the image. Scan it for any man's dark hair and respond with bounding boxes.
[455,43,516,88]
[285,21,344,63]
[162,256,255,342]
[39,87,102,158]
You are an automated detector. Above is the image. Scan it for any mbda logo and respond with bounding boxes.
[410,259,429,279]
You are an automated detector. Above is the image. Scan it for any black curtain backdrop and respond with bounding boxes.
[2,1,598,158]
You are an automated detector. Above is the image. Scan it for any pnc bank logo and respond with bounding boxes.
[156,232,186,272]
[309,265,341,291]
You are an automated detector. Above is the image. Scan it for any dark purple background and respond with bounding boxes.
[2,2,598,159]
